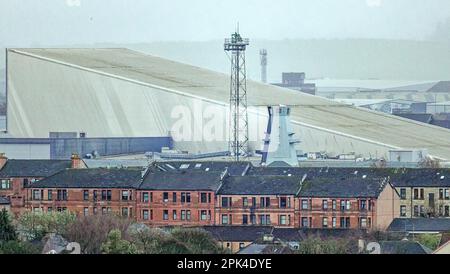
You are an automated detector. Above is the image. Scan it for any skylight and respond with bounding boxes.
[180,164,190,169]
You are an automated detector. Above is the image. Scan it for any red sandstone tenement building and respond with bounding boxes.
[297,177,399,230]
[8,160,400,231]
[136,170,224,226]
[216,176,301,227]
[26,168,142,217]
[0,154,74,215]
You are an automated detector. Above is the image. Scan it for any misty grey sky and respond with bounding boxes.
[1,0,450,46]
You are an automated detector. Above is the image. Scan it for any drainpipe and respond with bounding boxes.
[410,187,413,218]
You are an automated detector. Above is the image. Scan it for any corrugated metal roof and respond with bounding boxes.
[8,48,450,160]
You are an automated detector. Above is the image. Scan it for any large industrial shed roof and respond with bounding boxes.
[8,48,450,160]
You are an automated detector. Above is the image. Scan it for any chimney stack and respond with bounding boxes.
[71,153,82,169]
[0,153,8,170]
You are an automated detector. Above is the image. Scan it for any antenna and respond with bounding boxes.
[224,28,250,161]
[260,49,267,83]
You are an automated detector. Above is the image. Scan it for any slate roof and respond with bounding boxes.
[237,244,268,254]
[0,160,71,178]
[388,169,450,187]
[28,168,143,189]
[154,161,252,176]
[249,167,450,188]
[139,170,224,191]
[0,196,10,205]
[272,228,366,242]
[202,226,273,242]
[218,176,302,195]
[248,166,314,176]
[299,177,389,198]
[387,218,450,233]
[249,166,384,180]
[380,241,432,254]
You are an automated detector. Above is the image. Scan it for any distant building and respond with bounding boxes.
[272,72,317,95]
[426,101,450,114]
[7,49,450,161]
[388,149,428,163]
[394,112,450,130]
[335,98,427,114]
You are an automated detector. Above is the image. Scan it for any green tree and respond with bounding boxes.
[129,226,166,253]
[416,234,441,251]
[18,211,76,240]
[153,237,191,254]
[0,240,41,254]
[295,236,357,254]
[101,229,137,254]
[129,227,225,254]
[0,208,16,241]
[171,228,225,254]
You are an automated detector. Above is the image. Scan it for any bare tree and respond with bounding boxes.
[418,156,441,168]
[63,214,132,254]
[371,158,387,168]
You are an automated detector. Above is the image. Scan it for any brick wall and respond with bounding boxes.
[216,195,298,227]
[26,188,136,217]
[298,197,377,229]
[375,184,400,230]
[6,179,402,232]
[0,177,43,215]
[136,190,216,226]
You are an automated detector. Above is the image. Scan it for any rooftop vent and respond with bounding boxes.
[141,168,148,178]
[180,164,190,169]
[301,174,307,184]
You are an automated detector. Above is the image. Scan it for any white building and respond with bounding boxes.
[5,48,450,160]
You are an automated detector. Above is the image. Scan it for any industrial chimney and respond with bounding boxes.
[260,49,267,83]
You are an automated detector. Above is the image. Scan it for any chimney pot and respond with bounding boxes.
[71,153,82,169]
[0,153,8,170]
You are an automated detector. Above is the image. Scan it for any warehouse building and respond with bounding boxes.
[5,48,450,161]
